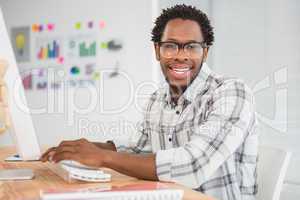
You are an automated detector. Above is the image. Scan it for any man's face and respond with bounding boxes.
[155,18,208,92]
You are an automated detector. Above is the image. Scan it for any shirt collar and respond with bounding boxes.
[164,63,212,105]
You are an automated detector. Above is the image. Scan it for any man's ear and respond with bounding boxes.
[154,43,160,61]
[202,48,209,62]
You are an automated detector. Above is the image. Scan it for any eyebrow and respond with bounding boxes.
[162,38,202,43]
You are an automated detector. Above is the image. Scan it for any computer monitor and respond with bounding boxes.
[0,7,41,161]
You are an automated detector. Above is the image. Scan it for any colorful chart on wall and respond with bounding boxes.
[11,18,124,91]
[35,36,64,64]
[21,66,66,90]
[67,34,97,58]
[11,26,31,62]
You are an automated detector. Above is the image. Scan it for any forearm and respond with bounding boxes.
[103,151,158,181]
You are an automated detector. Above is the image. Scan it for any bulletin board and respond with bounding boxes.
[0,0,158,146]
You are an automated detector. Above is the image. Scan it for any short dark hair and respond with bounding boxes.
[151,4,214,46]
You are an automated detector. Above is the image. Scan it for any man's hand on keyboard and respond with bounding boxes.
[40,138,111,168]
[41,138,158,181]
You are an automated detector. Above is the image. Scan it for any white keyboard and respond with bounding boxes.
[50,160,111,183]
[59,160,98,170]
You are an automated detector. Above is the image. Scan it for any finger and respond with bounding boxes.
[78,138,88,143]
[41,147,56,158]
[40,147,56,161]
[52,152,78,163]
[57,140,78,147]
[54,146,77,156]
[40,150,55,162]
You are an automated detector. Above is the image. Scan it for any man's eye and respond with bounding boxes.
[186,44,197,49]
[164,44,176,49]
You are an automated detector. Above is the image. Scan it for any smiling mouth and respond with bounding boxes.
[170,67,191,74]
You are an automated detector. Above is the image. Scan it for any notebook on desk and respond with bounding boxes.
[40,182,184,200]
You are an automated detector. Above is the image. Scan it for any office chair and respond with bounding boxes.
[257,145,291,200]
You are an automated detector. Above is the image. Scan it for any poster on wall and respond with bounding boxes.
[67,34,97,58]
[35,36,64,63]
[11,26,31,62]
[10,20,125,91]
[20,66,65,90]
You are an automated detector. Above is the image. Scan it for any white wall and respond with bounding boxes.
[158,0,211,16]
[0,0,157,147]
[212,0,300,199]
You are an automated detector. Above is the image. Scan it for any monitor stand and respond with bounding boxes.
[4,154,23,161]
[4,154,39,162]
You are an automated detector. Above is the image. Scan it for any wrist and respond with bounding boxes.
[101,149,115,168]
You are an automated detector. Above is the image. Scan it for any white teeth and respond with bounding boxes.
[174,71,185,74]
[171,67,190,73]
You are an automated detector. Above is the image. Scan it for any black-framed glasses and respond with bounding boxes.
[158,41,207,58]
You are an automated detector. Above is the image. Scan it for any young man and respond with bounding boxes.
[41,5,258,200]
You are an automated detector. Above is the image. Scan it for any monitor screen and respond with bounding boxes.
[0,7,41,160]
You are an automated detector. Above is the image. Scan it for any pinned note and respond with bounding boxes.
[99,20,105,29]
[92,72,100,80]
[88,21,93,29]
[70,66,80,75]
[75,22,81,30]
[47,23,55,31]
[58,56,64,64]
[38,25,43,32]
[100,42,108,49]
[32,24,39,32]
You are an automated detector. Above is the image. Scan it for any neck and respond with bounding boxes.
[169,85,187,104]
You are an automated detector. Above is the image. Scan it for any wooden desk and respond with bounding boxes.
[0,147,214,200]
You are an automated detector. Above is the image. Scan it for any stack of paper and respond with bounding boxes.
[40,182,184,200]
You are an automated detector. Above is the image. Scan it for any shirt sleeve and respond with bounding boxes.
[155,80,256,188]
[113,120,152,154]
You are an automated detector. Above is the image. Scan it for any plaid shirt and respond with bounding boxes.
[114,63,258,200]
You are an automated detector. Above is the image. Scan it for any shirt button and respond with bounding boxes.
[176,110,180,115]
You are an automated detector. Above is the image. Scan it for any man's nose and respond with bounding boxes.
[174,48,189,61]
